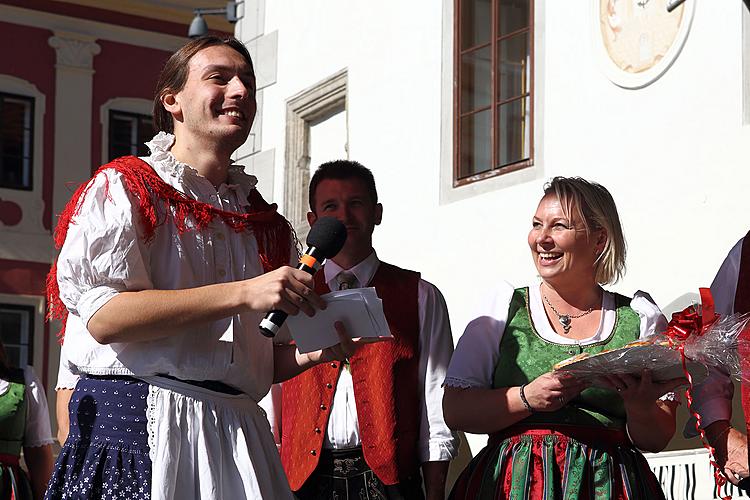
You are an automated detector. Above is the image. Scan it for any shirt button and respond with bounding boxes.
[310,450,316,456]
[330,362,337,368]
[314,427,321,434]
[218,269,226,278]
[319,404,327,411]
[326,383,332,389]
[216,233,225,240]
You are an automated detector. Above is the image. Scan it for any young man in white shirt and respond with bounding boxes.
[47,36,359,500]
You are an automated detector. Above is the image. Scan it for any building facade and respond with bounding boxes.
[0,0,231,434]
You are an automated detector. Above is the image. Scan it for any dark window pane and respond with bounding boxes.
[0,311,22,343]
[461,0,492,49]
[497,32,530,101]
[497,97,530,168]
[498,0,530,36]
[0,93,33,190]
[109,111,155,161]
[4,346,20,366]
[138,117,155,155]
[0,305,33,367]
[111,115,136,144]
[0,156,23,188]
[461,46,492,113]
[459,109,491,178]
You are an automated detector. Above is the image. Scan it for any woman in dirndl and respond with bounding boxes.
[443,176,684,499]
[0,339,54,500]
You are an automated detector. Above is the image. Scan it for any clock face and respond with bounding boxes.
[595,0,695,88]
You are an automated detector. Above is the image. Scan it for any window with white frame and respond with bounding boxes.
[454,0,533,186]
[0,92,34,191]
[0,303,34,368]
[108,110,155,161]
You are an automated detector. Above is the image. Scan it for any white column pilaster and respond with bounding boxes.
[48,32,100,218]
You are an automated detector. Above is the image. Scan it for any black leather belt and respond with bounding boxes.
[158,374,243,395]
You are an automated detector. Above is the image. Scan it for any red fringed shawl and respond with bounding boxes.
[46,155,295,342]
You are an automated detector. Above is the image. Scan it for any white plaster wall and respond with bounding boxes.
[247,0,749,337]
[542,1,750,310]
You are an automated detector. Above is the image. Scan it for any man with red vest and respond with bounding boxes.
[690,233,750,487]
[278,160,458,499]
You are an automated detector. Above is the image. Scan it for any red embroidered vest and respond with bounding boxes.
[280,262,421,489]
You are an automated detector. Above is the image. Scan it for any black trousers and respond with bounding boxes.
[294,447,425,500]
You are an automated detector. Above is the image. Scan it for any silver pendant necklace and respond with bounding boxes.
[542,293,594,334]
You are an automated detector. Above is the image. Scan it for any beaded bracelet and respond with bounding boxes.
[519,384,536,413]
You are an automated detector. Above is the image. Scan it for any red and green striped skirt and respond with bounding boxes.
[449,426,665,500]
[0,453,33,500]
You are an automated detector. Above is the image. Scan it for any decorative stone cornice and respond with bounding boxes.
[48,33,101,70]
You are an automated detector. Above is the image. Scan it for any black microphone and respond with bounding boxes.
[259,216,347,338]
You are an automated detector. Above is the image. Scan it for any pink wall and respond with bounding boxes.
[90,40,172,170]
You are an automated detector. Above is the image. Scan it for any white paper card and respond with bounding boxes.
[286,287,392,353]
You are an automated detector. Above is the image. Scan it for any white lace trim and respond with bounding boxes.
[145,132,198,181]
[144,132,259,197]
[146,384,159,464]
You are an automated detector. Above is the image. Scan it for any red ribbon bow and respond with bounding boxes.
[665,287,719,343]
[666,288,728,499]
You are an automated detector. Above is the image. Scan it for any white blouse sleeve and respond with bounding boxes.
[444,281,515,389]
[630,290,668,339]
[23,366,54,448]
[630,291,677,402]
[56,170,154,327]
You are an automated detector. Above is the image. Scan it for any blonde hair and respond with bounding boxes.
[543,176,626,284]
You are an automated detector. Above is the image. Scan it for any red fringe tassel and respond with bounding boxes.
[46,156,296,343]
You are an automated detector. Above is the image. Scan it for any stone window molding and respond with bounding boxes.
[99,97,153,164]
[0,74,46,235]
[284,69,347,239]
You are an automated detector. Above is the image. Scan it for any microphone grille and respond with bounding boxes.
[306,217,347,258]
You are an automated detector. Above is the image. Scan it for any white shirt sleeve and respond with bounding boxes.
[444,281,516,389]
[22,366,54,448]
[55,344,80,390]
[630,291,678,402]
[416,279,459,463]
[55,170,154,328]
[686,237,744,432]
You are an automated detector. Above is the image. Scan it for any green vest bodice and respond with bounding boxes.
[0,369,27,456]
[493,287,641,429]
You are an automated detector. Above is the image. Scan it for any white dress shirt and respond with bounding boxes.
[321,252,458,462]
[55,132,288,401]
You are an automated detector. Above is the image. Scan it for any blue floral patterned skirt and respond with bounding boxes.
[44,376,151,500]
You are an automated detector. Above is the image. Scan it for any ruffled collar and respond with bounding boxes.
[145,132,258,197]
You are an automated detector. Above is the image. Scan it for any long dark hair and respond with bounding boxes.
[152,35,255,133]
